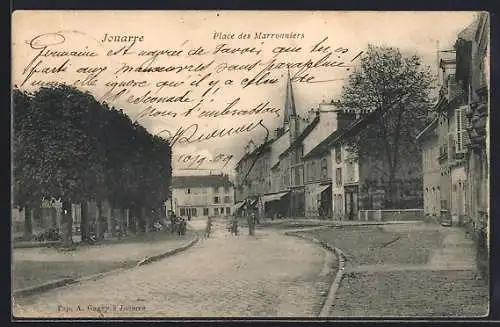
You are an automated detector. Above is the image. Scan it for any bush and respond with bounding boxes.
[33,228,62,242]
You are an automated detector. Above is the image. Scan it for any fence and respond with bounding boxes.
[358,209,425,222]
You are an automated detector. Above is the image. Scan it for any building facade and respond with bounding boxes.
[321,109,423,220]
[459,13,489,234]
[171,174,235,219]
[234,72,309,218]
[416,118,441,217]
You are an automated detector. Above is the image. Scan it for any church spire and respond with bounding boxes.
[283,69,299,141]
[283,69,297,127]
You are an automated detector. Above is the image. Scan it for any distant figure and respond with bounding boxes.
[205,216,213,238]
[178,218,187,236]
[230,215,239,236]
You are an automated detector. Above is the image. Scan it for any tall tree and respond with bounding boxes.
[337,45,434,205]
[12,88,39,240]
[29,85,104,247]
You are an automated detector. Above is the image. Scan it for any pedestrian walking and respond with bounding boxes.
[205,216,213,238]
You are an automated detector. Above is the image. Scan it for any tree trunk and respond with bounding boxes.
[23,206,33,241]
[121,207,127,236]
[129,206,137,234]
[125,208,131,235]
[136,205,142,233]
[80,201,88,242]
[96,201,103,239]
[116,207,124,238]
[387,166,397,208]
[51,207,57,229]
[61,200,73,248]
[107,202,115,237]
[33,205,43,230]
[146,208,153,233]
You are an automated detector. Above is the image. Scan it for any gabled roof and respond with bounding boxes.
[303,129,342,159]
[279,115,321,158]
[458,17,480,42]
[235,138,274,166]
[172,175,233,189]
[304,107,383,155]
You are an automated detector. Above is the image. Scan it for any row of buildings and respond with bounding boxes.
[232,14,488,223]
[417,13,489,233]
[233,70,422,221]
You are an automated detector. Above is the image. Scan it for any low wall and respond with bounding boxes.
[358,209,424,222]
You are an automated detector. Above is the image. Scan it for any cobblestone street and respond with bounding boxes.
[13,218,335,318]
[298,222,489,318]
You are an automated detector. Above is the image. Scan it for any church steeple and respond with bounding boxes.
[283,69,299,141]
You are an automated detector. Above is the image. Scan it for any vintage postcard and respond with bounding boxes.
[11,11,490,318]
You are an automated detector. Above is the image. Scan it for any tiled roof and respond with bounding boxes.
[458,17,480,41]
[171,175,233,189]
[304,108,383,159]
[235,139,274,166]
[302,129,342,159]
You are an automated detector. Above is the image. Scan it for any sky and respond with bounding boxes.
[12,11,478,176]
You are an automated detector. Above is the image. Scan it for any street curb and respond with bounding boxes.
[13,241,61,249]
[13,231,200,298]
[283,230,346,318]
[137,232,200,266]
[13,278,76,298]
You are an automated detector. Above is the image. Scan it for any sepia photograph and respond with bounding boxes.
[11,10,490,318]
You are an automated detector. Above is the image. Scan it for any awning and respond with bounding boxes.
[318,184,331,194]
[260,191,289,204]
[232,202,245,211]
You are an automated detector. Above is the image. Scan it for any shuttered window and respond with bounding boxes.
[456,105,469,153]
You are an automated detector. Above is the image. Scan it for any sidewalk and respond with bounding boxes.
[294,223,489,317]
[259,218,423,229]
[12,229,198,292]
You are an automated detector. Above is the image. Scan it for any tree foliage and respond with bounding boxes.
[337,45,434,205]
[338,45,434,174]
[12,85,172,244]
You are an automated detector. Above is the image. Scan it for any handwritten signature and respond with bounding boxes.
[157,119,268,147]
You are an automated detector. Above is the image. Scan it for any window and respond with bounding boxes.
[191,208,197,217]
[224,186,230,193]
[214,208,219,215]
[180,208,186,216]
[321,158,328,179]
[226,207,231,215]
[213,187,219,193]
[214,196,220,204]
[456,106,469,153]
[224,196,231,203]
[336,168,342,186]
[335,146,342,164]
[294,168,300,185]
[203,208,209,216]
[221,207,225,215]
[346,161,355,183]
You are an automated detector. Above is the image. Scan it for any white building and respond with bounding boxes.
[170,174,235,219]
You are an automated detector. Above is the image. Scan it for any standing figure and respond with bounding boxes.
[230,215,239,236]
[205,216,213,238]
